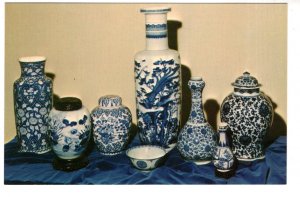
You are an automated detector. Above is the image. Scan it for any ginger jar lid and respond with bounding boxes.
[99,95,122,108]
[232,71,261,89]
[55,97,82,111]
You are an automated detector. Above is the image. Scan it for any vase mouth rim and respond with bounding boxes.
[190,76,202,81]
[140,7,171,14]
[19,56,46,63]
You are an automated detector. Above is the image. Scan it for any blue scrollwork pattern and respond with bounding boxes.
[92,102,132,154]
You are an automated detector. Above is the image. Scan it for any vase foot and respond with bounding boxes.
[215,168,236,179]
[237,155,265,163]
[193,160,211,165]
[99,150,124,156]
[53,156,88,172]
[18,147,52,154]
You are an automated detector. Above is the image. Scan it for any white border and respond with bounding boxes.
[1,0,297,197]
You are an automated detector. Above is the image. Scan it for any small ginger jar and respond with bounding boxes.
[91,95,132,155]
[220,71,274,161]
[48,97,91,171]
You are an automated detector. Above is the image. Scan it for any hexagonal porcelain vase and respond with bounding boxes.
[14,56,52,154]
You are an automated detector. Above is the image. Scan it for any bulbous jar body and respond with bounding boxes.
[134,7,181,147]
[177,77,217,164]
[92,95,132,155]
[220,72,274,161]
[13,56,52,154]
[48,97,91,160]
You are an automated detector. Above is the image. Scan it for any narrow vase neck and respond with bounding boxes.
[20,61,45,77]
[189,88,207,123]
[144,13,169,50]
[218,131,229,147]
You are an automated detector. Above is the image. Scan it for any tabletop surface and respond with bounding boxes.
[4,135,286,184]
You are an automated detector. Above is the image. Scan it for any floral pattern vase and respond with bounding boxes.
[48,97,91,171]
[177,77,217,164]
[14,56,52,154]
[134,7,181,147]
[213,122,236,178]
[220,72,274,161]
[91,95,132,155]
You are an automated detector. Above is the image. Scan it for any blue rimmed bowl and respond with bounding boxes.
[126,145,167,170]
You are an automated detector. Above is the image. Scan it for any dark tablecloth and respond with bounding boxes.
[4,136,286,184]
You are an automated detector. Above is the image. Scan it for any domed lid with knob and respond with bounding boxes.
[232,71,261,89]
[55,97,82,111]
[99,95,122,108]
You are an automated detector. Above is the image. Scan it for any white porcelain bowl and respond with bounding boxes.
[126,145,167,170]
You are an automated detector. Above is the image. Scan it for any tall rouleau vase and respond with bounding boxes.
[134,7,181,147]
[14,56,53,154]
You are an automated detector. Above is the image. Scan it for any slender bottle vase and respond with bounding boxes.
[213,122,236,178]
[177,77,217,165]
[14,56,52,154]
[134,7,181,147]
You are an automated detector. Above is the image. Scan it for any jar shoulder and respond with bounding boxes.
[14,75,52,86]
[50,106,90,119]
[91,106,131,117]
[221,92,273,108]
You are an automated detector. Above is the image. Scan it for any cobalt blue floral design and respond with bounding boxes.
[136,160,148,169]
[177,78,217,162]
[92,95,132,155]
[134,59,181,147]
[14,57,52,154]
[213,123,235,171]
[49,109,91,160]
[221,72,273,160]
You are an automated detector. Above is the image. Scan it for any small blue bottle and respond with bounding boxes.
[213,122,237,178]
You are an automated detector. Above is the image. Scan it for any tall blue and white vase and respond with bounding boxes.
[213,122,236,178]
[177,77,217,165]
[13,56,52,154]
[48,97,91,171]
[220,72,274,161]
[92,95,132,155]
[134,7,181,147]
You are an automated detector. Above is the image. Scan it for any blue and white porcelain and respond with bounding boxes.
[213,122,235,171]
[91,95,132,155]
[220,71,274,161]
[134,7,181,147]
[48,97,91,160]
[177,77,217,165]
[126,145,167,171]
[14,56,52,154]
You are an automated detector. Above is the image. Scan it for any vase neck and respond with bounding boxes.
[188,78,207,123]
[218,131,229,147]
[144,13,169,50]
[20,61,45,77]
